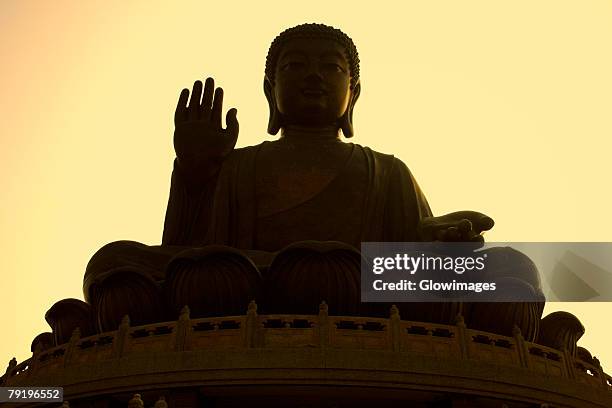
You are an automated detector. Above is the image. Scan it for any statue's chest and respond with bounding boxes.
[255,143,353,217]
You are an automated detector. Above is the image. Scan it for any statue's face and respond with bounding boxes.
[273,37,352,127]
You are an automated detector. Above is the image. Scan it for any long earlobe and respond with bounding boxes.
[340,81,361,138]
[264,78,281,135]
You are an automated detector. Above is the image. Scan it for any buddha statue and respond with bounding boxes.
[163,24,492,249]
[77,23,544,339]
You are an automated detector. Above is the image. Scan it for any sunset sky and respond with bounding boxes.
[1,1,612,372]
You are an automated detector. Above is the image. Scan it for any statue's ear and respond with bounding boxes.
[340,81,361,138]
[264,77,281,135]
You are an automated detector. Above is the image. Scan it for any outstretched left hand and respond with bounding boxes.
[418,211,494,242]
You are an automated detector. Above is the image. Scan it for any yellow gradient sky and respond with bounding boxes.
[1,1,612,371]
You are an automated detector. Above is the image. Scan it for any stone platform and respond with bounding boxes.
[3,303,611,407]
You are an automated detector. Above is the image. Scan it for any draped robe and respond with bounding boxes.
[162,141,432,251]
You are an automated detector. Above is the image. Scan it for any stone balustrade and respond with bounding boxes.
[3,302,612,407]
[3,301,611,394]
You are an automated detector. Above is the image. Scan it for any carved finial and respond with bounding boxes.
[247,300,258,314]
[512,325,522,337]
[69,327,81,342]
[121,315,131,328]
[390,305,400,319]
[61,402,70,408]
[128,393,144,408]
[7,357,17,370]
[593,356,601,368]
[154,396,168,408]
[179,305,190,320]
[455,313,465,326]
[319,301,328,315]
[4,357,17,379]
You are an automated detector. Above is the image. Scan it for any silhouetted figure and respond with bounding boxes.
[77,24,544,335]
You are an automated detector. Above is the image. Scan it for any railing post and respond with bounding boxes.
[63,328,80,367]
[455,314,469,359]
[389,305,401,352]
[112,315,130,358]
[318,301,330,348]
[2,358,17,385]
[592,357,609,387]
[175,306,191,351]
[245,300,259,348]
[29,342,43,376]
[513,325,529,369]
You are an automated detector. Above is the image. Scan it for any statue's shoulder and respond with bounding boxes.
[349,143,405,172]
[222,143,267,167]
[232,143,265,156]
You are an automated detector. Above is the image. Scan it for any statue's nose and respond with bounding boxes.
[304,63,324,81]
[303,70,324,87]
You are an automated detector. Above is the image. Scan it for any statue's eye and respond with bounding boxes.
[281,62,306,71]
[322,63,345,73]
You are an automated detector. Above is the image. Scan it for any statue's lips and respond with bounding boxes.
[301,89,327,97]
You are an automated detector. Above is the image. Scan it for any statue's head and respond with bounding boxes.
[264,23,361,137]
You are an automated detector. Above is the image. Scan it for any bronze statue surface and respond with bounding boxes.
[80,23,541,334]
[163,25,493,249]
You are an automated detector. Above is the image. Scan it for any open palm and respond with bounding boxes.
[174,77,238,171]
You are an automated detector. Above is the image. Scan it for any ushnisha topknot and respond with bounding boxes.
[265,23,360,89]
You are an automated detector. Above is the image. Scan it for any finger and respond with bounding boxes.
[460,227,481,242]
[211,88,224,129]
[201,77,215,118]
[423,221,464,235]
[446,226,461,241]
[174,88,189,124]
[188,80,203,119]
[457,219,473,233]
[225,108,239,140]
[444,211,494,234]
[474,215,494,233]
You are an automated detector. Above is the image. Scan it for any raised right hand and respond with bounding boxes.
[174,77,239,172]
